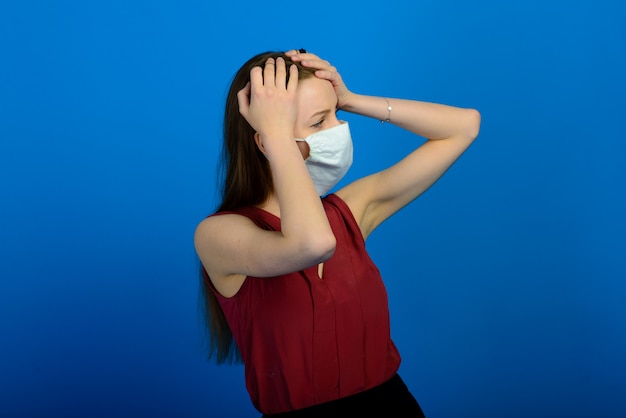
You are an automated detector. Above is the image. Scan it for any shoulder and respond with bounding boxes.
[195,212,245,236]
[194,213,254,297]
[194,212,262,262]
[194,212,257,247]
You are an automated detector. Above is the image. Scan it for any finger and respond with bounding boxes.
[313,69,338,82]
[239,80,251,96]
[316,69,346,92]
[285,52,320,64]
[263,57,276,86]
[296,52,323,63]
[250,66,263,89]
[284,49,307,58]
[275,57,287,89]
[237,81,251,115]
[286,64,299,93]
[300,57,332,70]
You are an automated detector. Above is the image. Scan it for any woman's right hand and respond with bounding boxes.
[237,57,299,145]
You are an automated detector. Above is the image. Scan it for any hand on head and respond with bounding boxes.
[284,49,352,108]
[237,56,299,143]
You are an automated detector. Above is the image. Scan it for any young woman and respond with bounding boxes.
[194,49,480,417]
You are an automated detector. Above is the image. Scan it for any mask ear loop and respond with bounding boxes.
[294,137,311,161]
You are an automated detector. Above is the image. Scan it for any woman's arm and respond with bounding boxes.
[339,95,480,238]
[195,57,335,296]
[244,58,336,259]
[286,51,481,239]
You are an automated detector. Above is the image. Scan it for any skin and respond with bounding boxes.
[194,52,481,298]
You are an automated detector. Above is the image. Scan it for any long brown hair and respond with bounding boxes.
[200,51,316,364]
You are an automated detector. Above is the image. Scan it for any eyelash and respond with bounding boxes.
[311,109,339,129]
[311,118,325,129]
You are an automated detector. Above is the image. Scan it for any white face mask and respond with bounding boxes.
[295,121,353,196]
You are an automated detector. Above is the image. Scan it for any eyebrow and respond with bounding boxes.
[308,109,331,121]
[307,101,339,121]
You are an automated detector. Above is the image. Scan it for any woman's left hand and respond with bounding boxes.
[285,50,353,109]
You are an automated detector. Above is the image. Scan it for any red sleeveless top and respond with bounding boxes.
[209,194,401,414]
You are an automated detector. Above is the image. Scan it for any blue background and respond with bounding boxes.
[1,1,625,417]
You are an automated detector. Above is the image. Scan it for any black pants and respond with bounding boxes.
[263,374,426,417]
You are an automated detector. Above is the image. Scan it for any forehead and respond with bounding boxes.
[296,77,337,116]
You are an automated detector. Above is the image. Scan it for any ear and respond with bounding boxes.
[254,132,268,156]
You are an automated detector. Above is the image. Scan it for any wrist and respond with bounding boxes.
[255,129,294,156]
[338,92,360,112]
[380,97,392,124]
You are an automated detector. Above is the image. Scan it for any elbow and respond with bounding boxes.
[304,232,336,263]
[315,232,337,262]
[465,108,481,141]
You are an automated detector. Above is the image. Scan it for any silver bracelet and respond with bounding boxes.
[380,97,392,124]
